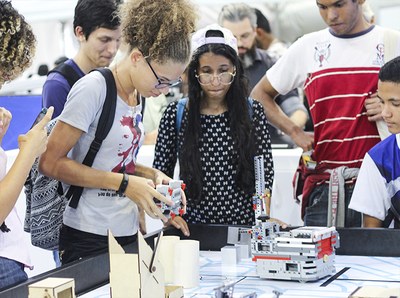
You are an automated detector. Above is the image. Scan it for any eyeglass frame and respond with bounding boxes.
[195,69,236,86]
[143,56,182,89]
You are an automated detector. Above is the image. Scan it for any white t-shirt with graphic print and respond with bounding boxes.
[59,71,144,237]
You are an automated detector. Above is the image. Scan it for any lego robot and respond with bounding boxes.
[156,180,185,219]
[249,156,340,282]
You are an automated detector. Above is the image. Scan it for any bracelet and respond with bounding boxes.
[117,173,129,196]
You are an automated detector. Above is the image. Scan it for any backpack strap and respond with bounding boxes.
[176,97,188,134]
[48,63,81,88]
[247,97,254,120]
[66,68,117,209]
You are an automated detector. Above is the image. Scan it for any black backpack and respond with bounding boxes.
[24,68,117,250]
[48,62,81,88]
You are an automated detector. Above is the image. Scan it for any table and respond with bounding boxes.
[2,225,399,298]
[80,251,400,298]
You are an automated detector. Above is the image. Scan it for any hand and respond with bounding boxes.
[290,128,314,151]
[124,175,174,223]
[268,217,289,229]
[0,107,12,143]
[138,207,147,234]
[165,216,190,236]
[153,168,171,185]
[152,169,187,213]
[18,107,54,157]
[365,93,383,122]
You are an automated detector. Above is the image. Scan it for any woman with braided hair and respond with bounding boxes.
[0,0,54,289]
[40,0,197,264]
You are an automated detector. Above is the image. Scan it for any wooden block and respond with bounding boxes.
[28,277,75,298]
[165,285,183,298]
[349,286,400,297]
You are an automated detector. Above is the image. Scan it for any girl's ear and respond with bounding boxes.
[130,49,145,66]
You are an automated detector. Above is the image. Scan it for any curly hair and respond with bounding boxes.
[0,0,36,83]
[180,38,256,204]
[119,0,196,64]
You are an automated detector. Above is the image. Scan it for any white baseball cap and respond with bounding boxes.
[191,23,238,54]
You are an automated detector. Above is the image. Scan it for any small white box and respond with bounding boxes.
[221,246,240,266]
[235,244,251,259]
[28,277,75,298]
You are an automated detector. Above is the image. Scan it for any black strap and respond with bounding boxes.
[382,196,400,228]
[66,68,117,209]
[48,63,81,88]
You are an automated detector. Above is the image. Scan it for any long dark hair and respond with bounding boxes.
[180,31,256,204]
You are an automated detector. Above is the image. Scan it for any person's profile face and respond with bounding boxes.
[221,18,256,56]
[82,27,122,68]
[137,58,187,98]
[378,80,400,134]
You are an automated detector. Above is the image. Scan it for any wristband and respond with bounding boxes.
[117,173,129,196]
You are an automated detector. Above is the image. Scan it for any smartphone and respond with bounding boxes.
[30,107,47,129]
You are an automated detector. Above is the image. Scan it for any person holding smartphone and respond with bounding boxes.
[0,1,54,289]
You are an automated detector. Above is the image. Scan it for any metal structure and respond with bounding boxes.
[250,156,340,282]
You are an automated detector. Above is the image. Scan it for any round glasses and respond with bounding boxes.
[195,71,236,85]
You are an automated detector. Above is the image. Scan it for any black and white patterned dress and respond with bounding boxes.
[153,100,274,225]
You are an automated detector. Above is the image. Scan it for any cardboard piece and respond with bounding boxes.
[109,230,183,298]
[349,286,400,298]
[165,285,184,298]
[28,277,75,298]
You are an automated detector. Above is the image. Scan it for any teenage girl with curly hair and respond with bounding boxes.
[39,0,197,264]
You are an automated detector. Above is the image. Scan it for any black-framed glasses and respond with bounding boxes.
[195,71,236,85]
[144,56,182,89]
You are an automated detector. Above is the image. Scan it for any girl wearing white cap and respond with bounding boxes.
[154,24,275,229]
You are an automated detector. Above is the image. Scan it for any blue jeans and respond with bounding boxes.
[303,183,361,227]
[53,250,61,268]
[0,257,28,290]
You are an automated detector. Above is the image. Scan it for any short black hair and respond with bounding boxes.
[254,8,271,33]
[73,0,120,40]
[379,56,400,84]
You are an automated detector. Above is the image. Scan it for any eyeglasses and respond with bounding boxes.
[195,71,236,85]
[144,56,182,89]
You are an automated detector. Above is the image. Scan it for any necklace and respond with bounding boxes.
[114,65,137,106]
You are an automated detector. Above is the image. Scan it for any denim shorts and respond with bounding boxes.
[303,183,361,227]
[0,257,28,290]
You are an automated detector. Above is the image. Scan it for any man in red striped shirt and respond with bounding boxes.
[251,0,400,227]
